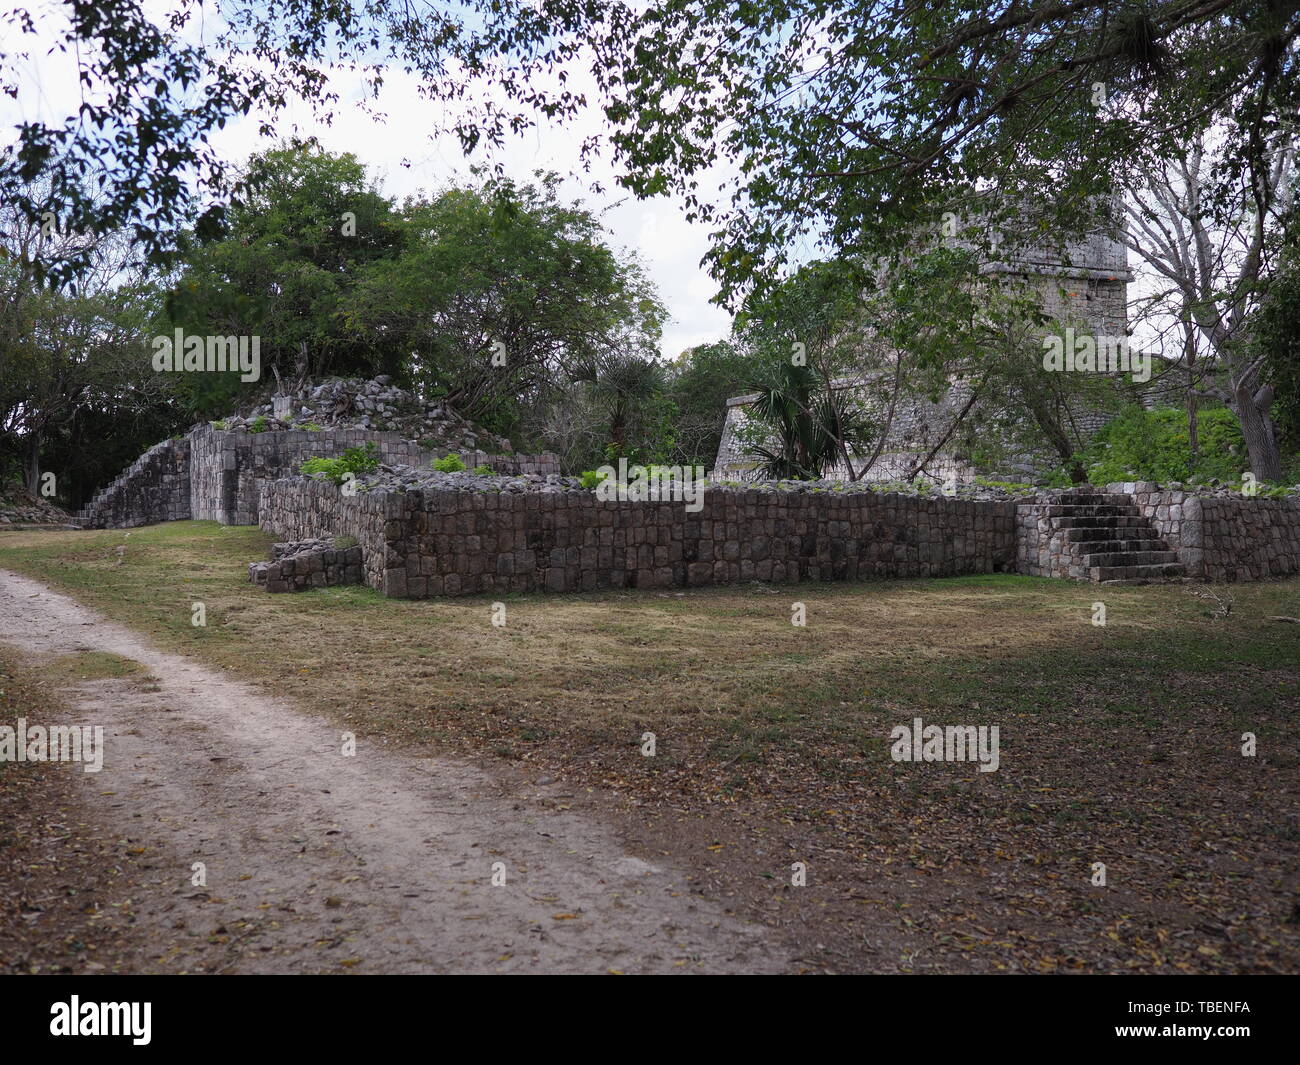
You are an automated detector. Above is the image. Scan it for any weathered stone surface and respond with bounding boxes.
[1107,482,1300,581]
[80,422,560,529]
[259,478,1021,598]
[248,538,365,594]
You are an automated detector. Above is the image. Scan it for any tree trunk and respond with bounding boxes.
[609,402,627,449]
[1023,396,1086,482]
[24,436,40,496]
[1234,382,1282,481]
[1185,328,1198,474]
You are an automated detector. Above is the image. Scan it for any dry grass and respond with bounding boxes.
[2,521,1297,973]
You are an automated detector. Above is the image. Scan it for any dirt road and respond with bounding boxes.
[0,568,786,973]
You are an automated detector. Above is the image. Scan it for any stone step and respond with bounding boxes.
[1081,549,1180,568]
[1043,504,1140,518]
[1069,539,1170,554]
[1089,562,1186,582]
[1055,517,1156,532]
[1053,493,1133,506]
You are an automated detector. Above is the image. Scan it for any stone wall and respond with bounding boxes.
[190,427,469,525]
[249,537,365,593]
[1109,482,1300,581]
[77,438,191,528]
[81,423,560,528]
[256,478,394,589]
[259,479,1018,597]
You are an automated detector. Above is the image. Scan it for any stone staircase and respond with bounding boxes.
[1017,489,1186,583]
[76,437,191,529]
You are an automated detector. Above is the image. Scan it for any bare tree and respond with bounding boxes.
[1120,129,1297,480]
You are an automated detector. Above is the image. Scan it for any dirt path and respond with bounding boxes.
[0,568,787,974]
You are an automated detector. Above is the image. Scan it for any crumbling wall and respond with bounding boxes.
[81,422,560,528]
[77,438,191,529]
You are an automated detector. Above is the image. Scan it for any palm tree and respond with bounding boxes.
[747,361,873,479]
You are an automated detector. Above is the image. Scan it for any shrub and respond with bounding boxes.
[472,465,494,475]
[299,442,380,485]
[249,415,269,433]
[1074,406,1245,485]
[975,477,1036,494]
[433,453,467,473]
[579,469,608,490]
[210,419,228,431]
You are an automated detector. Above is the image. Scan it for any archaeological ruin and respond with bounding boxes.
[712,222,1162,486]
[69,253,1300,597]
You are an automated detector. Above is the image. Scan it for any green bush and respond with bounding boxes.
[210,419,228,431]
[249,415,269,433]
[299,442,380,485]
[1074,407,1245,485]
[472,465,494,475]
[975,477,1036,494]
[432,453,467,473]
[579,469,608,490]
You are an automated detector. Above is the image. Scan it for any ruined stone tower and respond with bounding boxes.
[712,221,1136,484]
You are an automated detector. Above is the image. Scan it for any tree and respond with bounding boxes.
[590,1,1300,302]
[733,261,877,479]
[570,351,667,453]
[163,143,408,416]
[0,184,176,501]
[1120,130,1297,480]
[344,172,663,436]
[526,356,672,474]
[740,358,873,480]
[9,3,1297,302]
[1247,214,1300,475]
[664,341,763,469]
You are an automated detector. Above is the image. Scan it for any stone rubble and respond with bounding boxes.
[214,375,513,455]
[248,537,365,593]
[355,463,587,495]
[0,485,77,526]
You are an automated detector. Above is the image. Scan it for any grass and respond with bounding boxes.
[42,651,154,686]
[0,521,1295,779]
[1,520,1297,972]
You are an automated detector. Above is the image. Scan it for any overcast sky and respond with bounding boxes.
[4,11,735,362]
[212,63,737,361]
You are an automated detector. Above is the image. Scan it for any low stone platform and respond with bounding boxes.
[248,538,364,593]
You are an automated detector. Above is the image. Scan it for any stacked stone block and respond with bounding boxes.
[79,422,559,529]
[77,438,191,529]
[248,537,365,593]
[260,479,1019,597]
[1015,487,1184,582]
[1110,482,1300,581]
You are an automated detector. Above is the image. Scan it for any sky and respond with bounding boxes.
[3,4,736,361]
[207,62,738,362]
